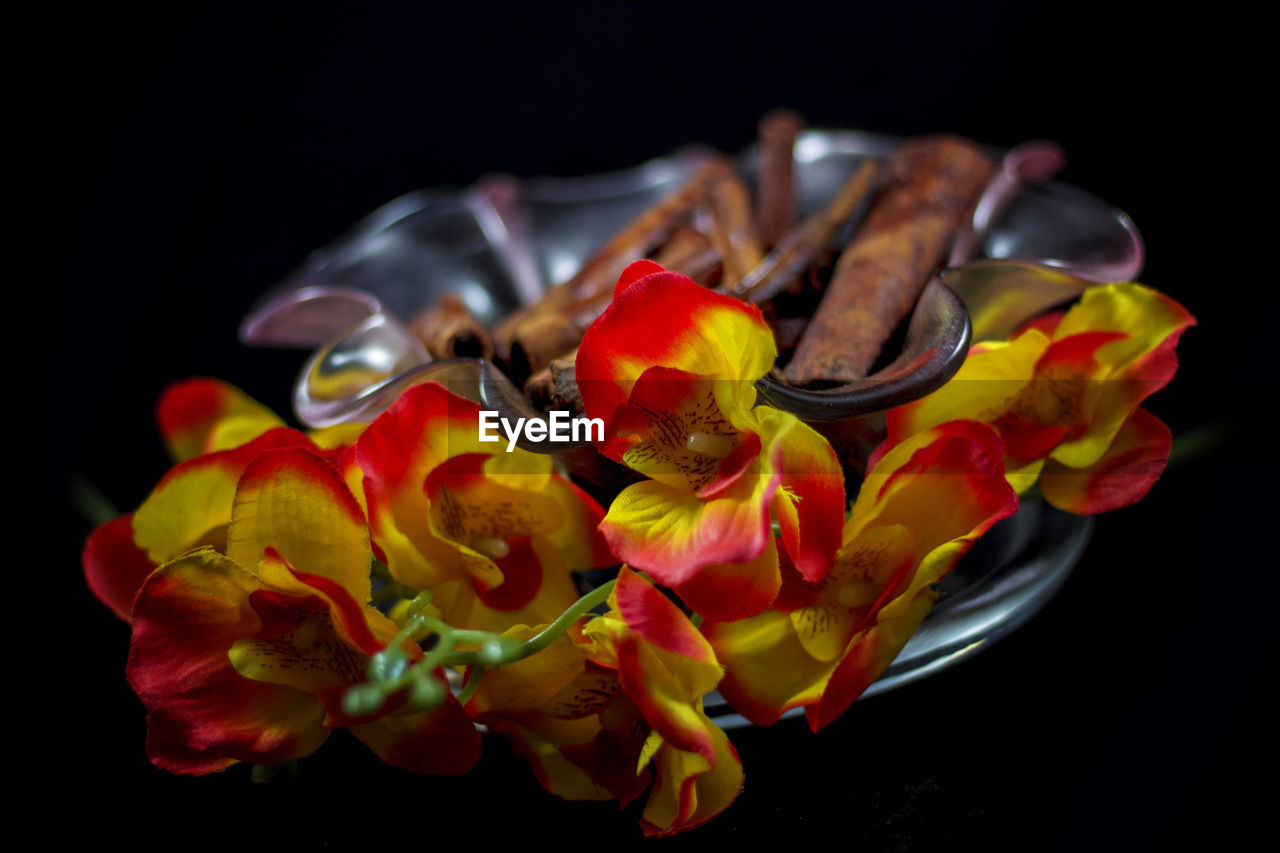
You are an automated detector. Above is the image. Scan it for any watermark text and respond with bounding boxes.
[478,411,603,452]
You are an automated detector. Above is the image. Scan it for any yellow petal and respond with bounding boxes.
[884,329,1048,443]
[466,626,588,716]
[225,447,372,602]
[790,524,914,662]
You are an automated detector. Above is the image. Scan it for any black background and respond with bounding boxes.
[44,1,1271,849]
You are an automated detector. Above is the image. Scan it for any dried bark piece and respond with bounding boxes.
[524,347,584,414]
[757,109,804,246]
[653,226,720,285]
[726,159,881,304]
[705,173,764,288]
[409,294,494,360]
[495,158,732,375]
[783,136,994,384]
[523,227,724,410]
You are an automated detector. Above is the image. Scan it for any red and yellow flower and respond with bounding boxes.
[78,260,1196,835]
[156,377,286,462]
[575,261,845,620]
[127,445,479,774]
[705,420,1018,730]
[83,379,363,621]
[462,621,617,802]
[578,567,743,835]
[467,567,742,836]
[884,282,1194,513]
[353,381,615,634]
[83,427,316,621]
[156,377,366,462]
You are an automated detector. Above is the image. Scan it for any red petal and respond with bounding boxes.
[353,696,481,776]
[82,514,156,622]
[577,270,774,432]
[771,545,822,612]
[561,703,653,806]
[145,716,238,775]
[805,592,935,731]
[1017,310,1066,337]
[474,536,544,612]
[615,566,716,665]
[128,551,330,771]
[613,259,667,299]
[1040,407,1172,514]
[155,378,280,462]
[675,536,781,622]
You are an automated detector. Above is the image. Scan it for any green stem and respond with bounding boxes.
[441,579,615,667]
[457,665,485,706]
[349,579,616,712]
[416,632,456,674]
[522,579,615,656]
[385,631,457,699]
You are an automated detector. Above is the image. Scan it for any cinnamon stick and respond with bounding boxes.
[658,226,719,278]
[495,157,732,374]
[757,109,804,247]
[705,173,764,288]
[570,226,720,325]
[783,136,994,384]
[724,158,881,304]
[512,225,724,380]
[524,347,583,414]
[522,227,721,406]
[504,312,576,381]
[409,294,495,360]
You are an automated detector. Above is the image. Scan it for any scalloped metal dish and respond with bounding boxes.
[239,129,1136,727]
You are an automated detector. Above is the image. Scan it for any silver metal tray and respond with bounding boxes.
[239,130,1134,725]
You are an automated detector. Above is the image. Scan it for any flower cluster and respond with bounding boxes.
[82,263,1191,834]
[884,282,1194,512]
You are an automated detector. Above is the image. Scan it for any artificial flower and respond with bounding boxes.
[84,427,314,621]
[83,379,363,622]
[575,260,844,620]
[353,381,615,634]
[468,567,742,835]
[576,567,742,836]
[127,445,479,774]
[463,621,619,802]
[156,377,365,462]
[883,282,1194,513]
[705,420,1018,730]
[156,377,285,462]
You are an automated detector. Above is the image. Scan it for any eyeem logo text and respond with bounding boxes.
[478,411,604,452]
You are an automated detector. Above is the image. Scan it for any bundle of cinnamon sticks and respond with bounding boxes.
[409,111,995,408]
